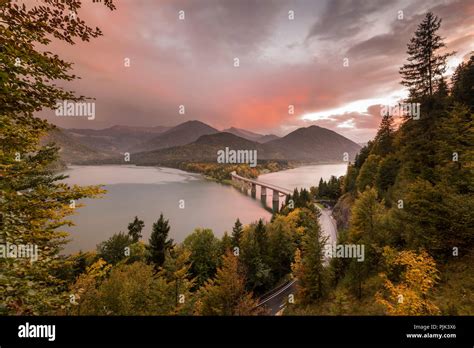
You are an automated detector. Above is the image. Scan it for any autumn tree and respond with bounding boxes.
[195,251,260,316]
[0,0,114,314]
[346,188,386,298]
[376,247,440,315]
[291,218,327,303]
[159,246,195,314]
[76,262,175,315]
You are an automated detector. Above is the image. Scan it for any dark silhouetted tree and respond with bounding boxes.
[147,214,173,270]
[127,216,144,242]
[400,12,453,99]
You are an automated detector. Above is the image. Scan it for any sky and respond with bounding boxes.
[39,0,474,143]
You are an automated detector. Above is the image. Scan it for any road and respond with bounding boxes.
[257,279,297,315]
[317,206,338,245]
[257,205,338,315]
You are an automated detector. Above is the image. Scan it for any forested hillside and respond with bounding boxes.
[287,12,474,315]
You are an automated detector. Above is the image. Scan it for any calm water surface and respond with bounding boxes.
[62,164,347,254]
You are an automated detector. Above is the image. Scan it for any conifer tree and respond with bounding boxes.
[231,218,243,248]
[399,12,453,99]
[127,216,145,243]
[147,214,173,270]
[292,218,327,302]
[196,251,260,316]
[372,115,395,156]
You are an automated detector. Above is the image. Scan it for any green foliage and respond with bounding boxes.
[342,164,358,194]
[97,232,132,265]
[266,216,297,281]
[231,218,243,248]
[239,223,272,292]
[220,231,233,255]
[127,216,144,243]
[399,12,453,98]
[315,175,342,200]
[183,228,221,287]
[375,155,400,195]
[371,115,395,156]
[394,180,473,259]
[292,215,328,302]
[0,0,113,315]
[452,55,474,111]
[73,261,175,315]
[147,213,173,270]
[356,154,381,191]
[195,251,260,315]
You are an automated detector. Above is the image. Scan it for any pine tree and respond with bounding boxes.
[159,247,195,314]
[399,12,453,99]
[127,216,145,242]
[220,231,233,254]
[147,214,173,270]
[255,218,267,255]
[452,54,474,111]
[292,219,327,302]
[347,188,386,298]
[372,115,395,156]
[231,218,243,248]
[356,154,381,191]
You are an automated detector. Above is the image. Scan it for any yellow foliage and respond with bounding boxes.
[375,247,440,315]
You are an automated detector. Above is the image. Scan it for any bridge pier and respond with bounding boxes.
[260,186,267,203]
[230,171,290,213]
[272,189,279,213]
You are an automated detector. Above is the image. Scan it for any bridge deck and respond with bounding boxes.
[230,171,292,195]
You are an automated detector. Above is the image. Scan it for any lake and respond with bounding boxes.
[62,163,347,254]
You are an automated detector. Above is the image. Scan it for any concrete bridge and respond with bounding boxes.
[230,171,292,212]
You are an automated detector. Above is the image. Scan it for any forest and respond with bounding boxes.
[1,1,472,316]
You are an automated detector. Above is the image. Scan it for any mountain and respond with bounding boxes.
[131,120,219,153]
[222,127,264,142]
[41,128,114,165]
[258,134,280,143]
[66,125,170,153]
[53,121,361,165]
[223,127,280,143]
[266,125,361,162]
[130,125,360,166]
[131,132,282,166]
